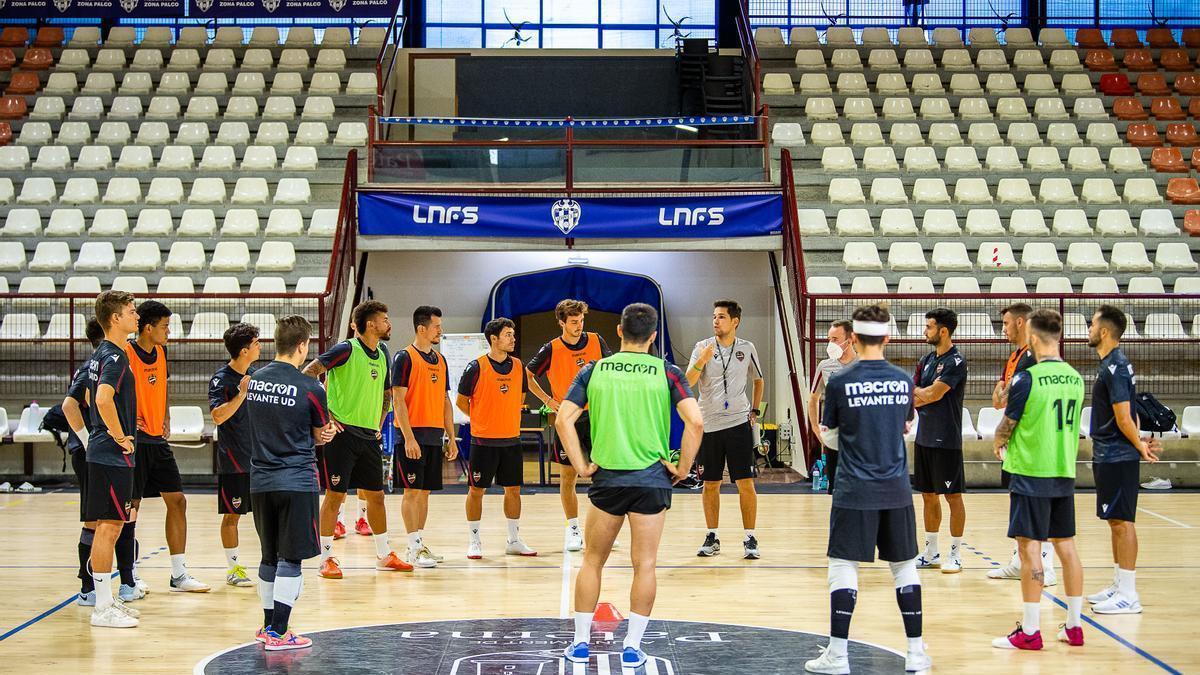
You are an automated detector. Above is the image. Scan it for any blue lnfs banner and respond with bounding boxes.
[190,0,399,18]
[358,193,784,239]
[2,0,182,17]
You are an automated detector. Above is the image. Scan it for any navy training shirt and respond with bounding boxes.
[915,346,969,449]
[209,363,255,474]
[85,339,138,467]
[1090,347,1139,464]
[247,360,330,493]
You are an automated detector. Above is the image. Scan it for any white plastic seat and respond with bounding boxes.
[932,242,972,271]
[32,146,70,171]
[101,177,141,204]
[1041,178,1080,204]
[1087,123,1121,146]
[1156,243,1199,272]
[956,314,996,339]
[1140,209,1179,237]
[836,73,868,95]
[1067,242,1109,271]
[56,122,91,146]
[771,123,805,148]
[808,277,843,295]
[146,96,181,120]
[158,145,195,170]
[135,122,171,146]
[1,316,41,341]
[166,406,205,443]
[1082,178,1120,204]
[198,146,237,171]
[315,49,347,71]
[997,178,1036,204]
[1010,209,1049,235]
[794,50,825,71]
[1024,73,1058,95]
[241,146,278,170]
[74,242,115,272]
[1034,98,1069,120]
[256,242,295,272]
[1124,178,1162,204]
[257,122,293,145]
[828,178,865,204]
[835,209,874,236]
[1144,314,1187,340]
[265,209,304,237]
[45,209,85,236]
[986,73,1019,95]
[229,73,266,97]
[75,145,112,170]
[176,26,209,47]
[904,49,934,70]
[64,274,102,295]
[969,28,1000,46]
[167,49,200,71]
[263,97,296,120]
[976,407,1003,439]
[1129,277,1167,295]
[919,98,953,120]
[843,97,877,120]
[178,209,217,236]
[928,123,963,146]
[1021,242,1064,271]
[826,27,855,48]
[216,209,258,237]
[1110,242,1154,272]
[968,123,1004,145]
[913,178,952,204]
[1082,277,1119,294]
[94,49,126,70]
[61,178,99,205]
[210,241,251,272]
[1049,49,1083,70]
[214,26,244,46]
[1039,28,1070,48]
[965,209,1005,235]
[1183,407,1200,435]
[890,123,925,145]
[941,49,973,71]
[842,242,882,271]
[976,49,1009,71]
[156,276,195,297]
[762,73,795,95]
[1013,49,1046,70]
[89,209,128,236]
[1026,146,1064,171]
[954,177,993,204]
[754,27,784,46]
[224,96,259,120]
[921,210,961,235]
[17,177,57,204]
[1107,147,1145,172]
[949,73,982,95]
[809,123,844,146]
[115,145,154,170]
[888,242,928,271]
[216,123,251,146]
[1053,209,1093,235]
[242,49,274,70]
[118,243,162,275]
[903,146,940,171]
[1047,123,1082,146]
[978,242,1017,270]
[44,73,78,95]
[1,208,40,235]
[195,72,229,95]
[879,208,917,235]
[789,27,820,47]
[59,47,92,67]
[996,97,1030,120]
[1036,277,1073,294]
[0,242,26,270]
[806,98,837,120]
[1095,209,1136,236]
[898,27,929,47]
[204,49,237,70]
[67,96,103,121]
[130,48,163,70]
[868,49,899,70]
[188,177,227,204]
[158,72,191,95]
[862,28,893,46]
[862,147,898,171]
[1176,278,1200,294]
[247,277,288,309]
[898,277,934,294]
[164,242,206,272]
[1067,147,1104,171]
[146,177,185,205]
[821,147,856,171]
[132,209,172,236]
[958,97,993,120]
[796,209,830,235]
[912,73,945,94]
[182,96,218,121]
[798,73,832,95]
[17,122,53,146]
[97,122,132,145]
[990,277,1028,294]
[29,242,71,272]
[29,97,66,120]
[881,98,915,120]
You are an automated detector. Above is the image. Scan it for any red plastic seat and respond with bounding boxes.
[1152,97,1187,120]
[1185,28,1200,48]
[1161,49,1194,72]
[1111,28,1143,49]
[1123,49,1156,71]
[1114,97,1149,120]
[0,122,10,146]
[1099,73,1134,95]
[32,27,64,47]
[1076,29,1107,48]
[5,71,39,95]
[1189,98,1200,117]
[1177,74,1200,96]
[1185,209,1200,236]
[1086,49,1119,72]
[1192,148,1200,171]
[0,28,29,48]
[1138,73,1171,95]
[1148,28,1178,48]
[1126,122,1162,146]
[1167,123,1200,146]
[19,48,52,71]
[1152,147,1188,172]
[0,96,27,120]
[0,48,14,71]
[1167,177,1200,204]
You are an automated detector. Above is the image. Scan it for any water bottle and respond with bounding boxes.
[811,456,825,491]
[29,401,39,422]
[380,411,394,457]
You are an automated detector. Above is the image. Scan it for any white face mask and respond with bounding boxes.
[826,340,844,361]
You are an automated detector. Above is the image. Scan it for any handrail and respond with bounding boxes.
[735,0,762,115]
[375,12,408,127]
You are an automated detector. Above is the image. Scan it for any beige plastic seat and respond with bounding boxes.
[949,73,983,95]
[943,146,981,171]
[1049,49,1083,70]
[243,146,279,170]
[1156,243,1199,271]
[1123,178,1162,204]
[836,73,869,95]
[210,241,250,272]
[879,208,918,235]
[56,122,91,146]
[968,27,1000,46]
[132,209,172,236]
[158,145,194,170]
[195,72,229,95]
[1107,147,1145,172]
[996,97,1031,120]
[875,73,908,95]
[67,96,103,121]
[771,123,805,148]
[257,122,292,145]
[89,209,129,236]
[44,73,78,96]
[904,48,934,70]
[242,49,274,70]
[890,123,925,145]
[1026,146,1064,171]
[1139,209,1179,236]
[0,242,26,271]
[849,123,884,146]
[265,209,304,237]
[0,146,30,170]
[789,27,819,47]
[986,73,1020,95]
[1034,98,1069,120]
[175,122,211,146]
[1,208,40,235]
[35,212,79,240]
[1067,242,1109,271]
[1052,209,1093,235]
[976,49,1009,71]
[842,242,882,271]
[829,178,866,204]
[1024,73,1058,95]
[146,177,185,205]
[204,49,237,70]
[316,49,347,71]
[232,72,266,95]
[941,49,972,70]
[957,97,992,120]
[1067,147,1104,172]
[17,177,56,204]
[794,50,825,71]
[955,177,993,204]
[913,178,952,204]
[223,96,258,120]
[1040,177,1080,204]
[912,73,944,94]
[59,47,92,67]
[61,178,99,205]
[965,208,1005,234]
[1013,49,1046,70]
[798,73,832,95]
[821,147,855,171]
[898,27,928,47]
[868,49,899,70]
[214,26,244,46]
[1096,209,1136,236]
[805,97,836,119]
[1010,209,1050,235]
[262,97,296,121]
[860,27,892,46]
[164,241,207,272]
[346,72,378,96]
[762,73,795,95]
[754,27,784,46]
[29,97,66,121]
[881,98,915,120]
[870,178,908,204]
[1175,278,1200,294]
[216,122,251,146]
[862,147,899,171]
[285,27,316,46]
[826,27,855,47]
[167,49,200,71]
[927,123,962,146]
[844,97,877,120]
[246,26,279,46]
[229,177,268,204]
[146,96,181,120]
[968,123,1003,146]
[977,242,1018,270]
[916,98,952,121]
[177,26,209,47]
[199,146,238,171]
[1072,98,1107,120]
[1039,28,1070,48]
[94,49,127,70]
[1082,178,1120,204]
[932,242,972,271]
[97,122,132,145]
[903,146,940,171]
[1111,242,1154,272]
[220,209,260,236]
[188,177,227,204]
[796,209,830,235]
[1061,73,1094,95]
[32,146,70,171]
[887,242,927,271]
[1046,123,1082,146]
[158,72,192,95]
[17,123,53,146]
[102,177,141,205]
[809,123,844,146]
[131,49,164,70]
[29,242,72,272]
[1087,123,1121,146]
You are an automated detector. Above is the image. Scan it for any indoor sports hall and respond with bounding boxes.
[0,2,1197,673]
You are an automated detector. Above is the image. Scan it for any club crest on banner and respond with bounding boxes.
[261,0,280,12]
[196,0,214,10]
[53,0,71,12]
[120,0,139,12]
[328,0,347,10]
[551,199,581,235]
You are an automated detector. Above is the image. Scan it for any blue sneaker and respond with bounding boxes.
[119,583,146,602]
[621,647,647,668]
[76,591,95,606]
[563,641,589,663]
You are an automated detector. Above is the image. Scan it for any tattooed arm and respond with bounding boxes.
[993,415,1017,460]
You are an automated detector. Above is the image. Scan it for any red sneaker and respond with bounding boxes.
[355,517,372,536]
[375,551,414,572]
[1057,624,1084,646]
[264,630,312,652]
[992,624,1043,650]
[319,557,343,579]
[333,521,347,540]
[255,626,268,643]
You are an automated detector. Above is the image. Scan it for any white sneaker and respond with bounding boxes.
[423,545,445,562]
[0,481,11,492]
[804,647,850,674]
[169,573,211,593]
[412,546,438,568]
[565,526,583,552]
[90,604,138,628]
[987,562,1021,579]
[905,647,932,672]
[916,552,941,569]
[941,553,962,574]
[1141,477,1172,490]
[505,540,538,557]
[1087,582,1118,604]
[112,598,140,619]
[1042,564,1057,587]
[467,539,482,560]
[1093,592,1142,614]
[134,575,150,594]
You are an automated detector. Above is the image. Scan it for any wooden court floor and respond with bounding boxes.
[0,490,1196,674]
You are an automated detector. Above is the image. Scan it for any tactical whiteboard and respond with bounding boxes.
[438,333,489,425]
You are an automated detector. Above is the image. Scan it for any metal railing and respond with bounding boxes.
[374,10,408,130]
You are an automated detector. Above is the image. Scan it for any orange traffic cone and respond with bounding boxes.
[593,602,624,623]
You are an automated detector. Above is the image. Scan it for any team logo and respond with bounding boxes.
[472,472,482,483]
[124,500,133,512]
[944,481,951,488]
[407,473,417,483]
[575,356,586,368]
[431,373,439,383]
[211,378,221,387]
[331,474,341,486]
[261,0,280,12]
[551,199,582,235]
[328,0,347,9]
[119,0,139,12]
[148,374,158,385]
[232,497,242,509]
[499,384,509,394]
[735,350,745,361]
[371,368,379,380]
[53,0,71,12]
[195,0,214,10]
[936,363,944,375]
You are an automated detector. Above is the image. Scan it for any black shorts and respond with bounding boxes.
[698,422,757,482]
[133,440,182,500]
[589,486,672,517]
[1008,492,1076,541]
[1094,461,1140,522]
[1001,468,1012,489]
[320,431,384,493]
[824,446,838,495]
[395,442,444,491]
[913,444,966,494]
[468,443,523,489]
[827,505,918,563]
[218,473,252,515]
[552,417,592,465]
[252,491,320,562]
[84,462,134,523]
[72,449,89,522]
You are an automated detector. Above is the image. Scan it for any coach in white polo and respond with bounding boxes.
[686,299,765,560]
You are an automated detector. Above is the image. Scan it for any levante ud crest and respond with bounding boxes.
[329,0,347,10]
[120,0,139,12]
[551,199,581,235]
[261,0,280,12]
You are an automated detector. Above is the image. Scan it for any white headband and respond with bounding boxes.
[852,320,889,337]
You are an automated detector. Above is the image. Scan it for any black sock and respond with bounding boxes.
[896,585,923,638]
[115,522,136,587]
[271,602,292,635]
[831,588,857,639]
[263,608,274,630]
[78,528,95,594]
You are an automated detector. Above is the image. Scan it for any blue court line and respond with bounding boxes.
[0,546,165,643]
[1041,592,1181,675]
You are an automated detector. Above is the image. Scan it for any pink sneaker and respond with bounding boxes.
[355,518,372,536]
[1057,625,1084,647]
[264,630,313,651]
[992,624,1043,650]
[255,627,268,643]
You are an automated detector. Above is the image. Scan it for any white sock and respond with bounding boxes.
[907,636,925,653]
[923,532,938,556]
[744,529,756,541]
[567,518,580,531]
[373,532,391,559]
[1066,596,1083,629]
[1111,563,1120,585]
[417,529,426,547]
[170,554,186,578]
[827,636,848,658]
[1041,541,1055,566]
[93,572,113,610]
[1117,568,1137,597]
[407,531,420,550]
[623,612,650,650]
[507,519,520,543]
[573,611,593,644]
[320,535,334,562]
[949,536,963,556]
[1022,602,1040,634]
[358,499,367,520]
[337,503,346,526]
[468,521,481,542]
[224,547,239,569]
